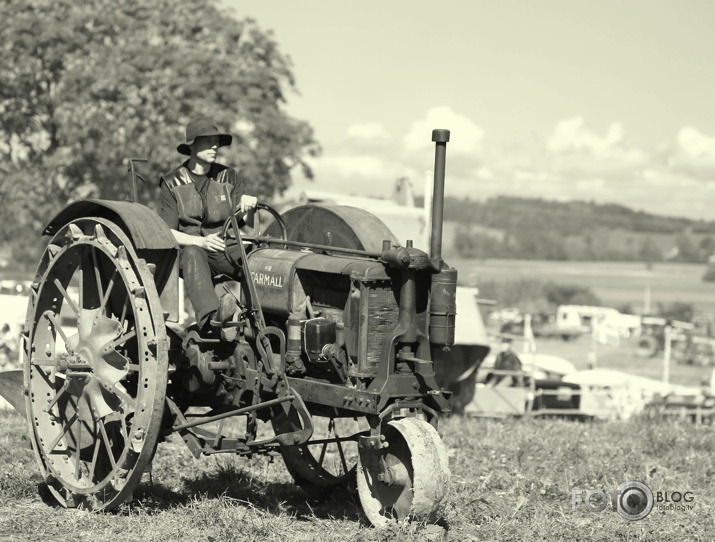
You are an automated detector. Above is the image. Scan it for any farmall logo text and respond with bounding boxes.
[250,269,284,288]
[571,481,694,521]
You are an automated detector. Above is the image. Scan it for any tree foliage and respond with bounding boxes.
[656,301,695,323]
[542,282,601,307]
[476,279,601,315]
[0,0,320,257]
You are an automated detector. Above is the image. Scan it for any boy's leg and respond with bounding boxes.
[179,246,219,331]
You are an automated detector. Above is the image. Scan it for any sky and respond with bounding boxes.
[223,1,715,220]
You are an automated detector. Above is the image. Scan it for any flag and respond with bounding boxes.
[592,317,620,346]
[523,313,536,355]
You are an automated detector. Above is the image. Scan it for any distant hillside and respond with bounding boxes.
[418,196,715,262]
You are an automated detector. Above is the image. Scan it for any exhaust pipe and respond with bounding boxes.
[428,129,457,347]
[430,129,450,262]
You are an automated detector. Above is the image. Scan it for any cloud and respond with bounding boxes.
[675,126,715,159]
[296,112,715,220]
[547,117,648,178]
[307,153,421,196]
[666,126,715,177]
[475,166,495,180]
[548,117,624,154]
[403,106,485,157]
[346,122,391,141]
[305,107,488,198]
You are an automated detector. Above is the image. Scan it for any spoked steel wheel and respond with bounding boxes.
[357,417,450,526]
[273,412,365,495]
[25,217,167,510]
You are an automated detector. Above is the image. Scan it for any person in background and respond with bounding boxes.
[486,336,525,387]
[0,323,18,369]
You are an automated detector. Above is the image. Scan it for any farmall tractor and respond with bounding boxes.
[9,130,456,526]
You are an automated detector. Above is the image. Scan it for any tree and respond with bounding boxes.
[674,229,700,263]
[543,282,601,307]
[638,236,662,270]
[702,258,715,283]
[657,302,695,323]
[0,0,320,254]
[699,236,715,258]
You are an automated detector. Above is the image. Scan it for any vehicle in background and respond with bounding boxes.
[487,307,522,326]
[558,305,640,338]
[637,314,715,366]
[499,312,585,341]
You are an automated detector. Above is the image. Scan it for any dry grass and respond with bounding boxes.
[1,405,713,541]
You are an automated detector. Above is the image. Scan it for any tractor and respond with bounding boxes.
[2,129,456,526]
[636,315,715,366]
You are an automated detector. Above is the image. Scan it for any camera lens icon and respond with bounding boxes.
[616,481,654,521]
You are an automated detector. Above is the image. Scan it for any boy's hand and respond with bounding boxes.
[239,195,258,213]
[201,233,226,252]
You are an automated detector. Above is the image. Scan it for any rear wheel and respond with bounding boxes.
[636,335,659,358]
[272,411,365,496]
[25,217,167,510]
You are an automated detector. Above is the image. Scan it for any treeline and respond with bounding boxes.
[433,195,715,235]
[426,196,715,262]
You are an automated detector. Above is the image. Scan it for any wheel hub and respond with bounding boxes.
[76,347,94,367]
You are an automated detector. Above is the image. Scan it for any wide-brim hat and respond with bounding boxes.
[177,117,232,155]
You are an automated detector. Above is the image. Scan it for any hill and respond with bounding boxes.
[424,195,715,262]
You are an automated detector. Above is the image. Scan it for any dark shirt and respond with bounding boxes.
[159,161,244,231]
[488,349,525,387]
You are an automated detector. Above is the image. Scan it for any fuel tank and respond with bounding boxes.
[245,247,392,318]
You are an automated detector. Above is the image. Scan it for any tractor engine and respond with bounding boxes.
[247,245,453,384]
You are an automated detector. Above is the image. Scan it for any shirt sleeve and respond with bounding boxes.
[158,177,179,229]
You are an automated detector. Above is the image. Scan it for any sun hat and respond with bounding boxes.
[177,117,232,155]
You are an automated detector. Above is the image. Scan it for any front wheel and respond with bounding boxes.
[356,417,450,526]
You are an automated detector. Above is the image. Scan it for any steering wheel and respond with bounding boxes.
[221,202,288,245]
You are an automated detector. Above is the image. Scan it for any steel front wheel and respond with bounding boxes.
[25,218,167,510]
[357,417,450,526]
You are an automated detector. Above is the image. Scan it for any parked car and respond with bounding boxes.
[500,312,585,341]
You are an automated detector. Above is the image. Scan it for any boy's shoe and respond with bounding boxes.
[218,291,238,323]
[211,292,241,342]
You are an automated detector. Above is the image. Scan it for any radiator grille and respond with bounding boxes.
[360,282,399,376]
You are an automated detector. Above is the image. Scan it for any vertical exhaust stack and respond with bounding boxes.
[428,129,457,347]
[430,129,450,264]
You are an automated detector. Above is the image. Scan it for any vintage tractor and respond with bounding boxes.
[636,315,715,366]
[8,129,456,526]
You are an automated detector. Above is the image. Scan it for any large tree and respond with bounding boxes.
[0,0,320,254]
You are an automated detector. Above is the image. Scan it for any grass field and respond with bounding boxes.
[0,335,711,540]
[452,258,715,315]
[1,407,713,541]
[0,336,712,540]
